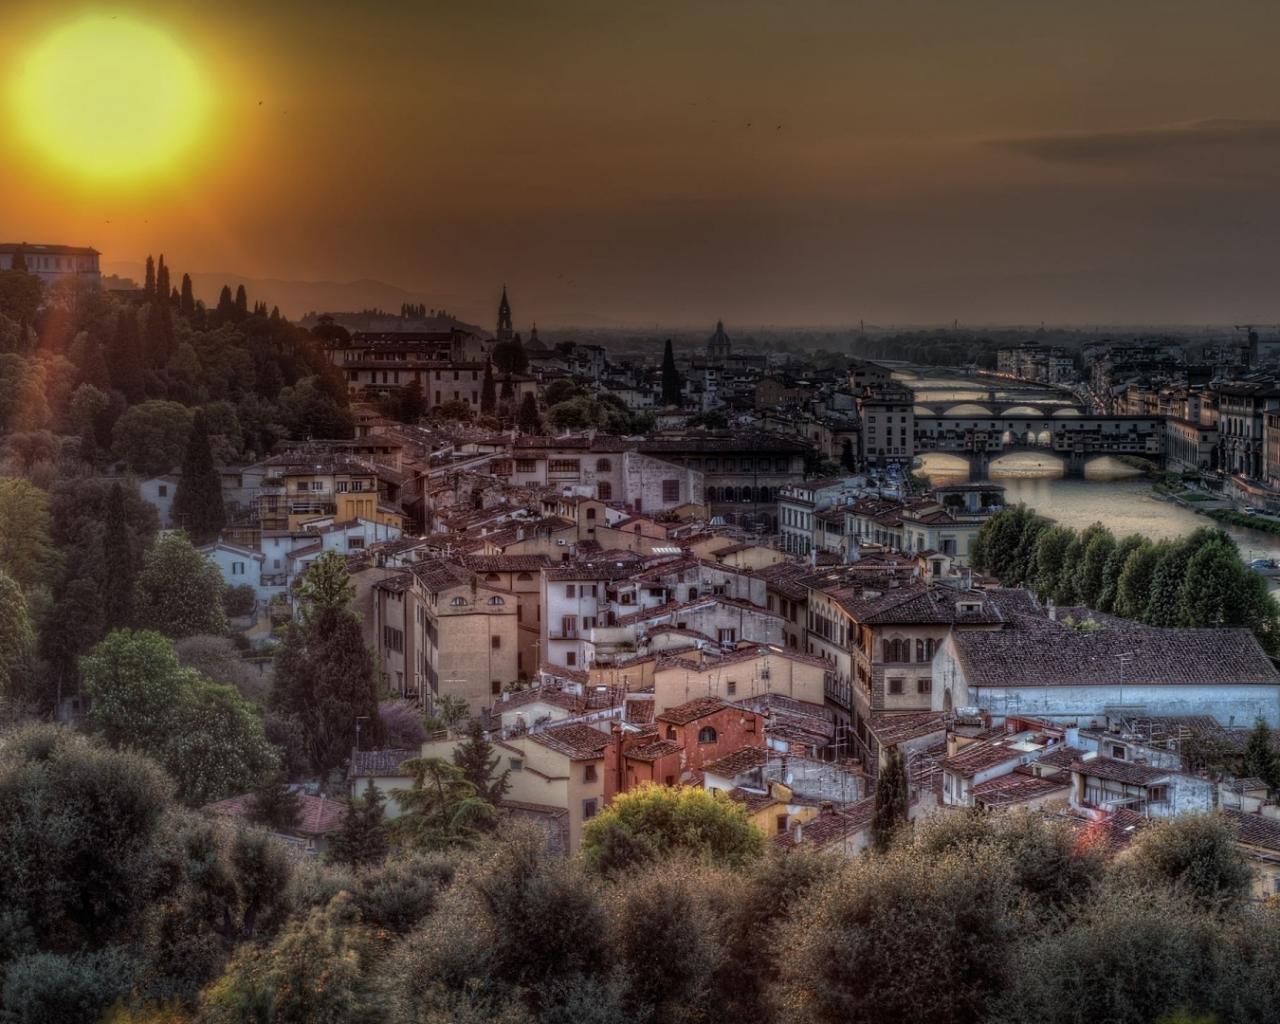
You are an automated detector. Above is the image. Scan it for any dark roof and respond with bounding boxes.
[350,748,417,777]
[943,739,1032,779]
[627,739,683,761]
[833,583,1012,626]
[463,554,553,573]
[972,766,1070,807]
[0,242,98,256]
[1225,809,1280,852]
[952,616,1280,688]
[772,797,876,851]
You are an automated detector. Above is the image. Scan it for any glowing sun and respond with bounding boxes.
[11,14,210,182]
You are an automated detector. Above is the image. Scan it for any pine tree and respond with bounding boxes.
[144,255,156,299]
[661,339,682,407]
[517,392,542,434]
[179,273,195,318]
[172,410,227,544]
[329,780,389,868]
[234,284,249,321]
[453,719,510,804]
[248,774,303,832]
[871,745,909,852]
[480,361,496,416]
[103,482,137,629]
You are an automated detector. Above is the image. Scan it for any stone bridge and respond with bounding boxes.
[913,412,1165,480]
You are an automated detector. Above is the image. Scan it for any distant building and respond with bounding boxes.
[0,242,101,289]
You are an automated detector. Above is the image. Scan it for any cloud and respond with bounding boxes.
[986,118,1280,163]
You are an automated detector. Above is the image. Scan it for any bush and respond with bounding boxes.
[222,585,256,618]
[1,947,137,1024]
[1118,814,1253,910]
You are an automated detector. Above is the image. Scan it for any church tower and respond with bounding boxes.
[707,319,732,365]
[496,285,513,342]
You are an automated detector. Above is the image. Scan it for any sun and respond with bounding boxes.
[11,14,210,183]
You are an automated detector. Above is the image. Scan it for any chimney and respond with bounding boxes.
[793,821,804,843]
[1047,600,1057,622]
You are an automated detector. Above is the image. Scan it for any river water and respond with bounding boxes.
[894,364,1280,563]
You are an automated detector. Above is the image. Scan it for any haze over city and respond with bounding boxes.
[6,1,1280,324]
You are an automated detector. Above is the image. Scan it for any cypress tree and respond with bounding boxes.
[270,306,281,322]
[172,410,227,545]
[215,285,235,325]
[871,745,909,852]
[179,273,195,318]
[661,338,682,407]
[517,392,542,434]
[453,718,510,803]
[480,361,496,415]
[144,255,156,299]
[110,308,146,403]
[144,297,174,366]
[234,284,249,321]
[156,254,170,300]
[103,482,137,629]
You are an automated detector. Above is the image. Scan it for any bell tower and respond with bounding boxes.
[496,285,513,342]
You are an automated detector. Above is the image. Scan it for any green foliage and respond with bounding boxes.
[517,392,542,433]
[246,775,302,832]
[1115,539,1162,619]
[0,477,55,593]
[269,605,382,775]
[198,893,384,1024]
[1074,527,1117,607]
[0,570,34,702]
[81,630,277,805]
[172,410,226,545]
[1032,525,1075,600]
[294,550,354,618]
[1243,718,1280,791]
[392,757,495,851]
[779,842,1019,1024]
[872,745,909,852]
[112,400,193,475]
[453,719,511,804]
[580,784,764,874]
[1,947,137,1024]
[134,533,229,638]
[330,781,390,869]
[1119,814,1254,910]
[492,336,528,375]
[971,505,1046,587]
[222,584,256,618]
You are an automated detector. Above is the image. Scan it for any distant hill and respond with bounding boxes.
[102,261,480,328]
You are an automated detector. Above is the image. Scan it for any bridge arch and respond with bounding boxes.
[1052,407,1082,417]
[945,402,994,416]
[1001,405,1044,417]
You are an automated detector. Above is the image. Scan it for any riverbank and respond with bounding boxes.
[1208,509,1280,536]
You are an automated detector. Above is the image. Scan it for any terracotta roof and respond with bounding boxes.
[1069,756,1170,786]
[867,710,949,747]
[531,722,612,760]
[972,766,1070,807]
[462,554,553,573]
[625,699,655,724]
[834,583,1010,626]
[772,797,876,851]
[657,696,729,725]
[1225,809,1280,852]
[702,745,769,777]
[410,558,475,592]
[627,739,683,761]
[943,740,1032,779]
[1034,744,1087,769]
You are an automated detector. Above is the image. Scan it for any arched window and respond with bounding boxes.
[597,482,612,501]
[516,572,533,582]
[596,457,612,472]
[586,508,597,520]
[687,587,698,601]
[697,726,718,743]
[487,596,505,606]
[706,486,719,502]
[449,596,467,607]
[666,726,677,740]
[485,573,501,583]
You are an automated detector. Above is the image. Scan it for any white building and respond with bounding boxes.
[0,243,101,289]
[138,474,180,528]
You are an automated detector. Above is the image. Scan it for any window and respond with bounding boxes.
[596,458,612,472]
[698,726,718,743]
[1148,785,1169,805]
[726,680,737,696]
[584,764,597,783]
[561,615,577,637]
[883,638,910,663]
[157,484,168,497]
[1111,744,1126,760]
[665,775,675,786]
[566,652,577,666]
[582,798,598,819]
[666,726,677,740]
[516,572,533,582]
[888,678,904,695]
[491,679,502,695]
[509,757,523,772]
[515,458,537,473]
[717,628,737,645]
[662,479,680,503]
[586,507,597,521]
[776,813,789,835]
[487,596,505,606]
[383,626,404,652]
[565,584,576,598]
[917,677,932,694]
[485,573,501,583]
[597,482,612,500]
[231,561,244,575]
[491,636,501,649]
[549,459,580,474]
[450,596,467,607]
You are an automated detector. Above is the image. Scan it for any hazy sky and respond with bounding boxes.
[4,0,1280,327]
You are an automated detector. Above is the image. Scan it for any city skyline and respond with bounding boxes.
[4,1,1280,326]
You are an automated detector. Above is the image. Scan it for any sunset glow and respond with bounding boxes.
[10,14,210,184]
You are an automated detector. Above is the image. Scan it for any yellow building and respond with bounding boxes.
[256,451,405,532]
[651,644,829,717]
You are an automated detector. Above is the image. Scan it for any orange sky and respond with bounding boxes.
[4,0,1280,327]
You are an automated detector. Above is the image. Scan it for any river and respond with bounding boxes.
[891,362,1280,563]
